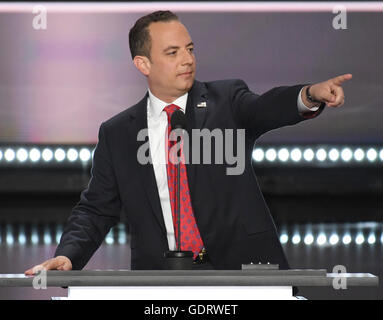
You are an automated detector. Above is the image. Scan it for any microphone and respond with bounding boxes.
[170,109,186,130]
[164,110,193,269]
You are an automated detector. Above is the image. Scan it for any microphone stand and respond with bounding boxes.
[164,127,194,270]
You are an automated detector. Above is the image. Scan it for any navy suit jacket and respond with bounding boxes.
[55,79,324,270]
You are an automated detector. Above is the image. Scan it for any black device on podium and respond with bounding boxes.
[164,110,194,269]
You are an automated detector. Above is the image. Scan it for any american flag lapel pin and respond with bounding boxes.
[197,101,207,108]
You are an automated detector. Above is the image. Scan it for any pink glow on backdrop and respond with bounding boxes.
[0,7,382,144]
[1,2,383,13]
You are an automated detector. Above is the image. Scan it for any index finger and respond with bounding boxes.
[331,73,353,85]
[24,259,59,275]
[24,264,45,275]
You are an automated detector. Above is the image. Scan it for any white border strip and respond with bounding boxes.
[1,2,383,13]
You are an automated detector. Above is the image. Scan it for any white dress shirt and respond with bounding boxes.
[146,86,318,250]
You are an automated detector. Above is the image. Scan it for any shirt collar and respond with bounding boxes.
[148,88,188,118]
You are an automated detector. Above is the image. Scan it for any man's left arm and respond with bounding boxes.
[230,73,352,138]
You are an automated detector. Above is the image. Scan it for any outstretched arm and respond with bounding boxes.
[230,74,352,138]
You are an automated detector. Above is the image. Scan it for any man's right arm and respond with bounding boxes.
[25,123,122,274]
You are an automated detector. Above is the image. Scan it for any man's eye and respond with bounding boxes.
[189,48,194,52]
[168,51,176,55]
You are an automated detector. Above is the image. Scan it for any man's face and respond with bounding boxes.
[146,20,196,101]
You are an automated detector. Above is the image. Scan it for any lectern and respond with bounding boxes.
[0,265,378,300]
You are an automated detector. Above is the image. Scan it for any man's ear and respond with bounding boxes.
[133,55,151,76]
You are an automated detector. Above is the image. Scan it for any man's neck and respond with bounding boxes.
[148,87,186,104]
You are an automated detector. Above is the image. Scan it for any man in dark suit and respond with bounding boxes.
[25,10,351,274]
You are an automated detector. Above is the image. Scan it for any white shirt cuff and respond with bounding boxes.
[297,87,320,113]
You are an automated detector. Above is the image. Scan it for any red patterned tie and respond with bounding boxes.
[163,104,204,258]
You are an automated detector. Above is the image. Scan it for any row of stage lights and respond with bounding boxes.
[252,146,383,164]
[0,147,94,164]
[0,223,382,247]
[0,223,127,246]
[0,145,383,166]
[279,232,382,246]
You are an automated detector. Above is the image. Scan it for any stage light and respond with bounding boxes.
[355,233,365,245]
[29,148,41,162]
[303,148,314,162]
[316,233,327,246]
[292,234,301,245]
[4,148,16,162]
[79,148,91,162]
[304,234,314,245]
[31,226,39,245]
[67,148,78,162]
[252,148,264,162]
[118,223,127,245]
[54,148,66,162]
[6,235,14,245]
[18,234,26,245]
[329,234,339,245]
[105,231,114,245]
[277,148,289,162]
[354,148,365,162]
[265,148,277,162]
[56,224,63,244]
[42,148,53,162]
[6,225,14,245]
[341,148,352,162]
[328,148,339,162]
[279,233,288,244]
[16,148,28,162]
[379,149,383,161]
[0,150,3,161]
[43,226,52,245]
[366,148,377,162]
[18,225,26,245]
[367,234,376,245]
[290,148,302,162]
[342,234,352,245]
[316,148,327,162]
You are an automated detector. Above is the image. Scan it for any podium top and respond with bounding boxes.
[0,270,378,287]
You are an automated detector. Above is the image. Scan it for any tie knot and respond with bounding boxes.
[163,104,181,117]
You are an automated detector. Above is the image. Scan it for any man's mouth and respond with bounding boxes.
[179,71,192,76]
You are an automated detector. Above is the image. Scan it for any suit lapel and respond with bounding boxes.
[184,81,209,196]
[127,93,167,236]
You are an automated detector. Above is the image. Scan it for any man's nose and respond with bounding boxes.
[181,49,194,65]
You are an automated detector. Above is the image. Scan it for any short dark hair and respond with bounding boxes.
[129,10,179,61]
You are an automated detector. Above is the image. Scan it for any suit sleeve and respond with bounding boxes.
[230,79,325,139]
[54,123,121,270]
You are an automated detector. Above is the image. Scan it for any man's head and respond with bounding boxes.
[129,11,196,102]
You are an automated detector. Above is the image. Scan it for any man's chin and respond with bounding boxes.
[179,79,194,92]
